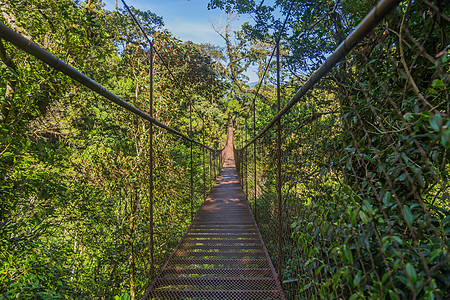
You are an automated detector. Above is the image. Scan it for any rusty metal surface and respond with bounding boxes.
[142,125,285,299]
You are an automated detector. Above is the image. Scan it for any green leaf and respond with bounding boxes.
[353,271,362,287]
[441,123,450,148]
[405,263,417,285]
[0,152,13,158]
[382,270,391,283]
[392,236,403,245]
[389,290,400,300]
[442,53,449,64]
[316,265,325,276]
[426,249,442,263]
[403,205,413,225]
[359,211,369,224]
[443,215,450,226]
[397,173,408,182]
[343,245,353,264]
[299,283,311,292]
[349,293,359,300]
[429,114,442,131]
[428,88,438,95]
[362,200,373,215]
[393,259,402,272]
[431,79,445,89]
[382,191,392,205]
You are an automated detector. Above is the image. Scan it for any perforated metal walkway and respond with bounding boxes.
[142,125,285,299]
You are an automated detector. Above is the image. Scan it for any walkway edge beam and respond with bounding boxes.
[0,22,216,151]
[243,0,401,148]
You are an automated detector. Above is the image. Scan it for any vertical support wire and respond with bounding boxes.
[149,43,154,280]
[209,149,212,188]
[190,100,193,221]
[213,150,215,180]
[276,39,283,284]
[245,117,248,197]
[253,96,257,220]
[240,120,243,181]
[202,121,206,200]
[214,150,217,179]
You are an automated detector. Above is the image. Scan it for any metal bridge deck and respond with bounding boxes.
[142,126,284,299]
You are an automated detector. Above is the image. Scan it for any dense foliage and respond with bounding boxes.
[1,0,448,299]
[224,0,449,299]
[0,0,227,298]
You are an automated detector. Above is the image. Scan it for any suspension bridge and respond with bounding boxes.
[0,0,448,298]
[143,124,285,299]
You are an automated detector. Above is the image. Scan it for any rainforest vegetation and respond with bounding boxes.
[225,0,449,299]
[0,0,229,298]
[1,0,449,299]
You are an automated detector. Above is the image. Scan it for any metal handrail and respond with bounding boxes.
[0,22,218,151]
[242,0,401,149]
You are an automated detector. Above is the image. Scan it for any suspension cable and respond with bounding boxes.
[242,0,401,149]
[120,0,209,121]
[0,22,217,151]
[249,0,295,128]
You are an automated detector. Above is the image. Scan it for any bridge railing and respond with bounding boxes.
[0,6,223,299]
[235,0,449,299]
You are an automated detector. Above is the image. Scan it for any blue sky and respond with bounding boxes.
[102,0,251,47]
[102,0,259,82]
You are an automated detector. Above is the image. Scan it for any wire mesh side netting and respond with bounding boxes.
[0,84,223,299]
[0,35,224,300]
[235,1,449,299]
